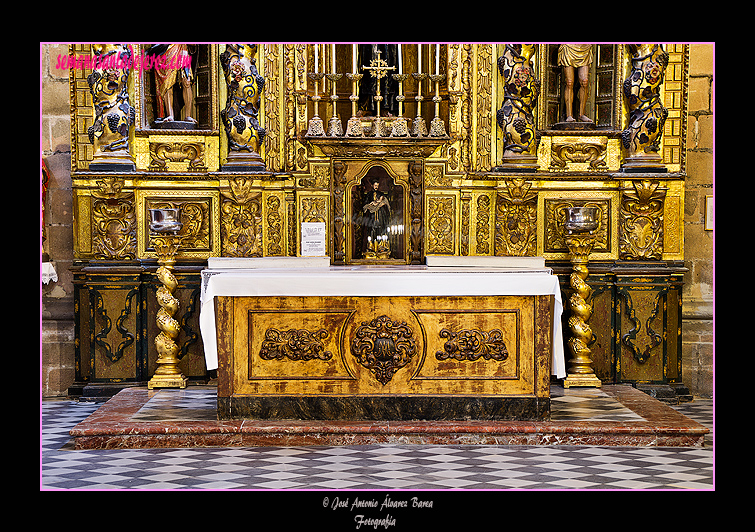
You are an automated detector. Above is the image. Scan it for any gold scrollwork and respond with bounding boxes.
[436,328,509,361]
[550,141,608,170]
[259,328,333,361]
[91,177,136,260]
[220,182,262,257]
[495,178,537,257]
[148,141,207,172]
[351,315,417,385]
[427,196,455,254]
[619,180,666,260]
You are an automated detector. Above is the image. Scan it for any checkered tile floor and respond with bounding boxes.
[40,388,714,491]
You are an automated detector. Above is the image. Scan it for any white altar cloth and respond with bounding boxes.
[199,264,565,378]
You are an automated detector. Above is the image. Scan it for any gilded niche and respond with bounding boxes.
[545,199,609,253]
[351,315,417,385]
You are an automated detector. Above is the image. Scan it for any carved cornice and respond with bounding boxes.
[307,137,446,158]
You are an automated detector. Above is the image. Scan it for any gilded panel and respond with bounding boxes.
[426,194,457,255]
[297,193,329,256]
[538,189,618,260]
[264,191,286,256]
[222,295,545,397]
[135,189,220,259]
[134,134,219,172]
[473,192,494,256]
[662,180,684,260]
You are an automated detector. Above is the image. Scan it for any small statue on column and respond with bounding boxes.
[220,44,266,171]
[621,44,669,171]
[87,44,136,171]
[558,44,594,124]
[146,44,197,129]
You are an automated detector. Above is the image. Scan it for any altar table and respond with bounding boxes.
[199,259,565,421]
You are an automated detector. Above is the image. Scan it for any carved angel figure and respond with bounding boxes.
[622,44,669,159]
[87,44,135,164]
[496,44,540,157]
[220,44,266,157]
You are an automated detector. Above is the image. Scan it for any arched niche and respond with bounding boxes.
[347,162,408,264]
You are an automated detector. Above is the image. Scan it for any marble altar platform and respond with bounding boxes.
[68,384,709,450]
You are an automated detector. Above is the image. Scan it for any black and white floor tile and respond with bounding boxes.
[40,390,714,491]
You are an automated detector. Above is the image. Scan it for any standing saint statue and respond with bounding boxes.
[361,179,391,258]
[357,44,399,117]
[147,44,196,126]
[558,44,593,123]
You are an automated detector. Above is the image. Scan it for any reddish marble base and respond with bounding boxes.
[69,385,708,450]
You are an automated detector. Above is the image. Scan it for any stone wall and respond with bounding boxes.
[681,44,714,397]
[42,43,76,397]
[39,43,715,398]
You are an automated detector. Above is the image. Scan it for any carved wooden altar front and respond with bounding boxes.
[67,43,689,400]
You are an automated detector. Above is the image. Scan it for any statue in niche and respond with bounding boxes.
[361,178,392,258]
[357,44,399,117]
[219,44,266,171]
[146,44,197,128]
[558,44,593,123]
[622,44,669,168]
[496,44,540,168]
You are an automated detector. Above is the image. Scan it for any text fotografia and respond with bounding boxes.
[55,48,190,78]
[324,494,433,529]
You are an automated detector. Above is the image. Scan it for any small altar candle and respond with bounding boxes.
[314,44,318,73]
[435,44,440,74]
[352,44,357,72]
[332,44,336,73]
[417,44,421,74]
[398,44,402,73]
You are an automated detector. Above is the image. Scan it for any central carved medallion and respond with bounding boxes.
[351,315,417,385]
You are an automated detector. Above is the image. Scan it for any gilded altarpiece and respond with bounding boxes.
[68,43,689,398]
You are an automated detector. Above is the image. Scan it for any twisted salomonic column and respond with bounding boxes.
[563,207,602,388]
[148,209,188,389]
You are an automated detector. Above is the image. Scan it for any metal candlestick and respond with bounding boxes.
[390,73,410,137]
[563,206,602,388]
[411,72,428,137]
[326,72,343,137]
[345,72,364,137]
[148,208,188,389]
[306,72,326,136]
[429,73,447,137]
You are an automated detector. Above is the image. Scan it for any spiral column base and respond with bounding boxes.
[148,236,188,390]
[563,233,602,389]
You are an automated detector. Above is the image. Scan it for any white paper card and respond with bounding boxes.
[301,222,327,256]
